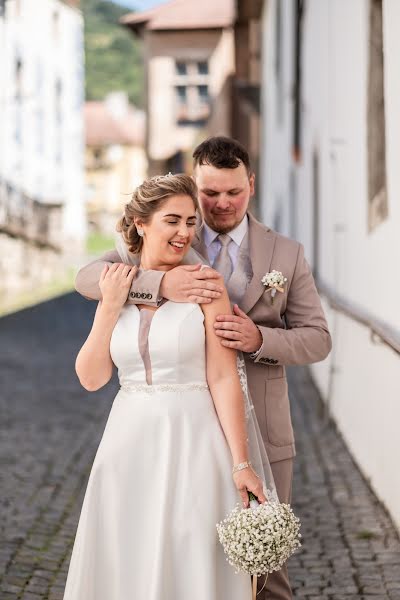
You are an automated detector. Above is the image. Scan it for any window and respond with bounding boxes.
[53,10,60,41]
[197,61,208,75]
[274,0,284,126]
[55,79,62,164]
[197,85,209,101]
[312,150,320,280]
[367,0,388,231]
[15,58,22,145]
[173,59,210,125]
[175,61,187,76]
[175,85,187,103]
[292,0,304,162]
[36,63,44,155]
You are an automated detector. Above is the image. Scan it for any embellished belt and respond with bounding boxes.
[119,382,209,394]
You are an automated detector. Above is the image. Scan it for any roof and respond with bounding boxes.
[120,0,235,32]
[84,101,145,147]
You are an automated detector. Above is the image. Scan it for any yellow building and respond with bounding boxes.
[84,92,147,234]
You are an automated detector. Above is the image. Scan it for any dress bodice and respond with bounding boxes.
[110,301,208,389]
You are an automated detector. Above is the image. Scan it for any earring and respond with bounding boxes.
[137,227,144,237]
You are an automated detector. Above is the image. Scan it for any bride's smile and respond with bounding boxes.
[136,194,198,270]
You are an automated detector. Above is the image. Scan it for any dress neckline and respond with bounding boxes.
[136,298,169,313]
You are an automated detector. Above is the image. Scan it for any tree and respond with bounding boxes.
[81,0,143,106]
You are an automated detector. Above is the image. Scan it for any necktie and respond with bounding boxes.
[213,233,233,284]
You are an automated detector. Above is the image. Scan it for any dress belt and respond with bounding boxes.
[119,382,209,394]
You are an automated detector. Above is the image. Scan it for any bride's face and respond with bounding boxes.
[137,194,197,268]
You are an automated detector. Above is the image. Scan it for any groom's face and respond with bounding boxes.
[194,163,255,233]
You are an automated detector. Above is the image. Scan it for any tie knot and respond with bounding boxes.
[217,233,231,247]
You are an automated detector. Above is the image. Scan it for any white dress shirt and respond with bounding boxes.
[202,214,249,269]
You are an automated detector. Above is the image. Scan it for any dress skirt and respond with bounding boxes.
[62,386,252,600]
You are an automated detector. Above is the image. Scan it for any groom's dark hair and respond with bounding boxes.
[192,136,252,176]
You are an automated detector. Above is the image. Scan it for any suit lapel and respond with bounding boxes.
[240,212,276,314]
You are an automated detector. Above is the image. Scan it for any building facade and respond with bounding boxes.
[85,92,147,234]
[260,0,400,530]
[0,0,86,297]
[121,0,235,175]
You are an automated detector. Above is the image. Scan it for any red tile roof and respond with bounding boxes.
[120,0,235,31]
[84,102,145,147]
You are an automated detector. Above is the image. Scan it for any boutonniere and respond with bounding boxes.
[261,270,288,304]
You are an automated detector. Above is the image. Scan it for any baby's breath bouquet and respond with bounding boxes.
[216,491,301,598]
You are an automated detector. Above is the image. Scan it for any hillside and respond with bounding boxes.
[81,0,143,106]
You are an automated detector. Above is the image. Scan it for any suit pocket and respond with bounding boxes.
[264,377,294,447]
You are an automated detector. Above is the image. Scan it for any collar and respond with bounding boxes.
[202,214,249,248]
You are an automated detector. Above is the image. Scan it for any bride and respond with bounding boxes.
[63,173,267,600]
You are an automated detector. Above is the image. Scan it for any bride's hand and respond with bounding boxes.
[233,467,267,508]
[99,263,137,310]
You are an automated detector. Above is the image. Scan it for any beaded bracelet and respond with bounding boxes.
[232,460,252,474]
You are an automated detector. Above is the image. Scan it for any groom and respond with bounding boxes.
[75,136,332,599]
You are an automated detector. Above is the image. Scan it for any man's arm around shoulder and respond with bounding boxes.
[74,250,164,306]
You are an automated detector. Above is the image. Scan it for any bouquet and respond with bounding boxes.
[216,491,301,598]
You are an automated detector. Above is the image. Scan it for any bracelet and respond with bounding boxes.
[232,460,252,474]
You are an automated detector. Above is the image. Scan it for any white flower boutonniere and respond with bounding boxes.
[261,270,287,304]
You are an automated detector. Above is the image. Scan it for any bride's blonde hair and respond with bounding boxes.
[116,173,200,254]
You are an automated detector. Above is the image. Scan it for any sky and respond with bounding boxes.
[112,0,163,10]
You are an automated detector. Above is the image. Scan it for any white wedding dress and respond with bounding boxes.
[63,300,252,600]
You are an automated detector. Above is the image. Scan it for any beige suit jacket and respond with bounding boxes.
[75,212,332,463]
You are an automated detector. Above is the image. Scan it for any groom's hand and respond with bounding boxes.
[160,264,224,304]
[214,304,262,353]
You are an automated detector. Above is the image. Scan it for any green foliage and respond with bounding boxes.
[86,231,116,255]
[81,0,144,106]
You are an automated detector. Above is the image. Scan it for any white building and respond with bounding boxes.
[261,0,400,530]
[0,0,86,295]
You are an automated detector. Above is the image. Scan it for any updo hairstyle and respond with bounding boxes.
[116,173,200,254]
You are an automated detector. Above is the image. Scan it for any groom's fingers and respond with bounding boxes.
[233,304,248,318]
[220,340,242,349]
[192,266,221,280]
[215,330,241,340]
[187,295,212,304]
[215,314,243,323]
[180,263,202,271]
[214,322,241,332]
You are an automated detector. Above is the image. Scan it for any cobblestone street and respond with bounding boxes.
[1,293,400,600]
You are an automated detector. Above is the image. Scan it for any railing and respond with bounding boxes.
[317,278,400,356]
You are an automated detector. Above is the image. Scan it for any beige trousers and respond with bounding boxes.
[257,457,294,600]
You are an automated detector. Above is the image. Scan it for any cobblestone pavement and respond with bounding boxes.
[1,292,399,600]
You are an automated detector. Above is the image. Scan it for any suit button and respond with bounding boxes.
[147,293,152,299]
[129,292,135,298]
[273,359,278,364]
[140,292,146,299]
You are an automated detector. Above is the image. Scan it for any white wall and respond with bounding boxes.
[1,0,86,244]
[261,0,400,530]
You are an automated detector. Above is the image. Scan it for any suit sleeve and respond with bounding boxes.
[74,250,165,307]
[254,243,332,366]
